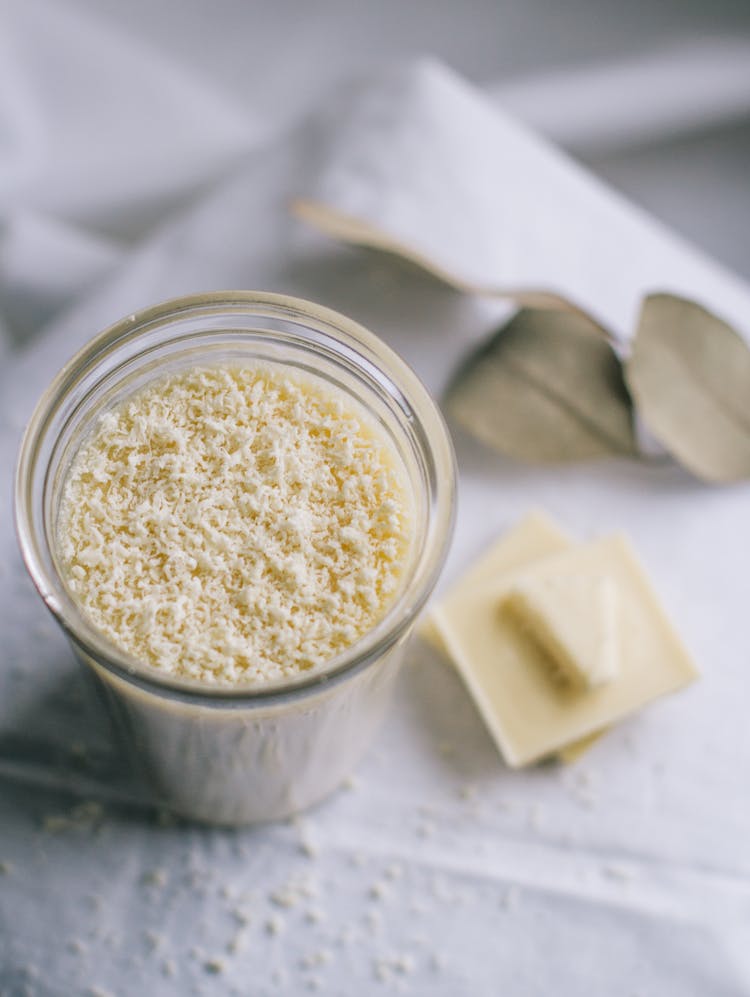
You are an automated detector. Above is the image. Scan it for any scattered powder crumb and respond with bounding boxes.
[204,959,224,975]
[141,868,168,888]
[226,931,249,955]
[266,916,285,936]
[268,889,299,907]
[342,775,359,792]
[383,863,403,882]
[299,839,319,859]
[67,939,86,956]
[231,907,252,927]
[304,908,325,925]
[393,954,415,975]
[218,884,234,901]
[145,931,164,952]
[369,882,388,902]
[299,949,333,970]
[270,874,318,908]
[162,961,177,978]
[373,954,416,982]
[305,978,322,992]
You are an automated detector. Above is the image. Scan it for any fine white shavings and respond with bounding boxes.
[58,363,412,686]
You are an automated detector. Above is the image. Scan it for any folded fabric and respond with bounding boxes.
[294,59,750,340]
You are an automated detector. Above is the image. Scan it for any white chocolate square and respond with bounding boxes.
[421,512,605,762]
[431,526,699,767]
[504,569,619,690]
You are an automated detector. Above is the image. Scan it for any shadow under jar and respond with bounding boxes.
[15,292,456,825]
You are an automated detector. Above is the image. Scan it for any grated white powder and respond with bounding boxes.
[58,363,412,685]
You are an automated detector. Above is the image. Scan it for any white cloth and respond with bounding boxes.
[1,24,749,997]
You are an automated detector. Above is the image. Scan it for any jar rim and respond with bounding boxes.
[15,291,456,707]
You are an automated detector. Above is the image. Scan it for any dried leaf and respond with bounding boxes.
[448,308,636,463]
[626,294,750,483]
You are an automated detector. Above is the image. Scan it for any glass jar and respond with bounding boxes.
[15,292,456,824]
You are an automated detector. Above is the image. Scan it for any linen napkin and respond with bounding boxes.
[294,58,750,341]
[0,0,258,350]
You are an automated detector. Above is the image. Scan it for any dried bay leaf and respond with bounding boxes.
[626,294,750,483]
[448,308,636,463]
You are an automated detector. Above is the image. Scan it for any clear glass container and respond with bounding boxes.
[15,292,456,825]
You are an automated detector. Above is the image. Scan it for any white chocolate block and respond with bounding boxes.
[432,529,698,767]
[422,512,605,762]
[504,569,619,690]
